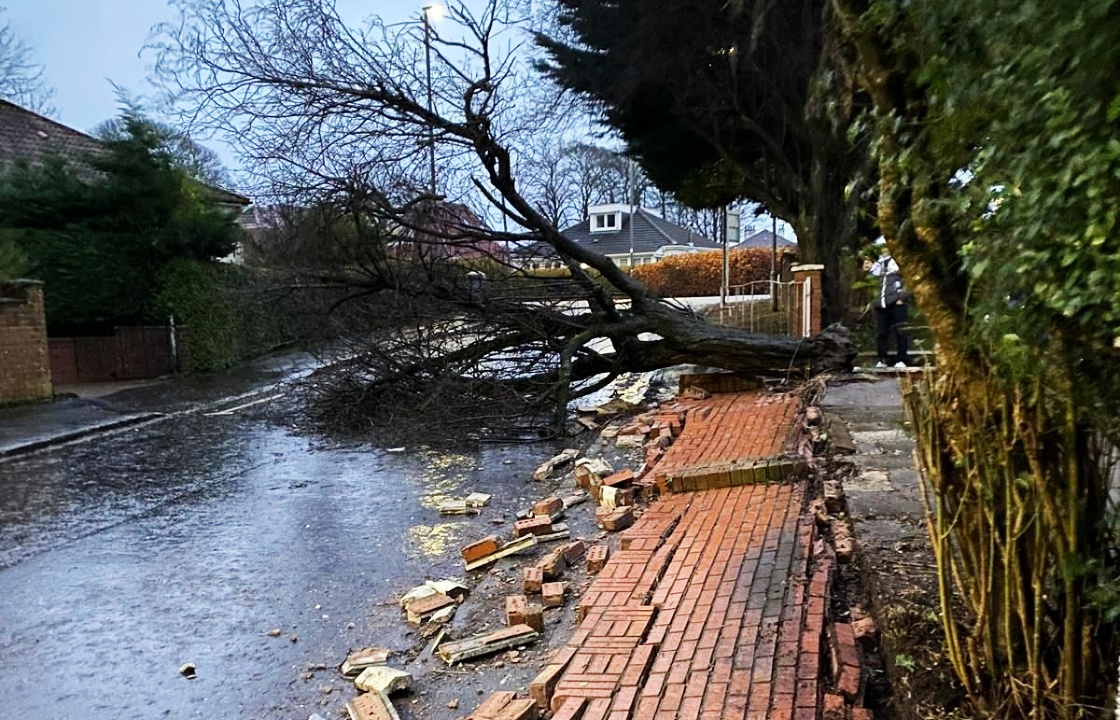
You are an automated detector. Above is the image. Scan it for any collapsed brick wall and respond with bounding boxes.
[0,281,52,405]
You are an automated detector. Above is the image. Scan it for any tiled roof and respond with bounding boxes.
[0,99,107,175]
[0,99,249,206]
[561,209,721,256]
[737,229,796,249]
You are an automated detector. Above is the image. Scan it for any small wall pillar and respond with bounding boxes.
[0,280,52,404]
[790,264,824,338]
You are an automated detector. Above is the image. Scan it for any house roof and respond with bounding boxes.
[0,99,250,206]
[0,99,107,174]
[560,208,721,256]
[737,229,796,249]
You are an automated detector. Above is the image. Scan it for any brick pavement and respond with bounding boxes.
[526,389,869,720]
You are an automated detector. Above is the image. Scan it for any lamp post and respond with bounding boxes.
[421,4,443,195]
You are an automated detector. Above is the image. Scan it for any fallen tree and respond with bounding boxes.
[152,0,853,436]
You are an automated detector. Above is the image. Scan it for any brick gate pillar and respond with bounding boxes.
[790,264,824,338]
[0,280,52,404]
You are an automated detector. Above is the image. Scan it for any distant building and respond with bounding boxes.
[555,203,721,269]
[394,199,508,263]
[736,229,797,250]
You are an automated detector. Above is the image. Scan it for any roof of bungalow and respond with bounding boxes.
[561,206,721,256]
[0,99,250,207]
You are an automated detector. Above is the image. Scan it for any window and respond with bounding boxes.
[591,211,622,233]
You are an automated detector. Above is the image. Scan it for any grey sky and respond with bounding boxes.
[5,1,431,161]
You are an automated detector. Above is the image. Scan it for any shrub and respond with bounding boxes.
[631,248,782,297]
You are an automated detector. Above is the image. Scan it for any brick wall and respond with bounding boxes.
[0,280,52,404]
[790,264,824,337]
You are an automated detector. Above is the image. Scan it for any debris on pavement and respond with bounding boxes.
[530,448,579,481]
[437,499,479,516]
[464,534,538,571]
[437,624,540,665]
[178,662,197,679]
[464,492,492,508]
[504,594,544,632]
[345,689,401,720]
[404,592,456,625]
[353,665,413,695]
[470,691,538,720]
[339,647,390,678]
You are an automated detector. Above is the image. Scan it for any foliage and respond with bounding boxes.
[832,0,1120,714]
[0,7,54,114]
[153,259,239,371]
[537,0,875,322]
[631,248,780,297]
[0,110,242,334]
[0,231,28,280]
[154,259,305,372]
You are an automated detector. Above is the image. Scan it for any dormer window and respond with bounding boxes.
[591,211,621,233]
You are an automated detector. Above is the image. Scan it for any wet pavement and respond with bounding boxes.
[0,363,572,719]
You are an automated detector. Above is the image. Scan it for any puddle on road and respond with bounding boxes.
[0,416,561,720]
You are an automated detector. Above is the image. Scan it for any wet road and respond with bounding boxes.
[0,394,550,719]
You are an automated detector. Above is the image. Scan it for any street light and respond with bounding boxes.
[422,4,445,195]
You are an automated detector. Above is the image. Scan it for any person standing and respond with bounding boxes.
[864,251,909,368]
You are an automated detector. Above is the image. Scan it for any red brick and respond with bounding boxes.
[530,665,565,711]
[536,547,567,580]
[560,539,587,564]
[533,496,564,517]
[492,697,539,720]
[462,535,501,563]
[822,694,846,720]
[599,507,635,532]
[514,516,554,537]
[587,544,609,573]
[472,691,517,719]
[346,691,395,720]
[542,582,567,608]
[602,469,635,487]
[522,566,544,594]
[550,697,587,720]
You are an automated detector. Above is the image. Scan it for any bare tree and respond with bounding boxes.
[0,7,55,115]
[152,0,851,437]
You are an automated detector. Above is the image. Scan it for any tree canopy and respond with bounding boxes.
[537,0,875,321]
[0,110,242,333]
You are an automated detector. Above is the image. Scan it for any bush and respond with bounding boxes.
[631,248,782,297]
[154,260,240,371]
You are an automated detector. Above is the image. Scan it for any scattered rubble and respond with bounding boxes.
[437,624,540,664]
[339,647,390,678]
[345,689,400,720]
[531,449,579,481]
[354,665,412,695]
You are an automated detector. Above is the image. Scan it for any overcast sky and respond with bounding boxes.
[5,0,431,168]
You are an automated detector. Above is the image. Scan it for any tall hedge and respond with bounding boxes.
[631,248,783,297]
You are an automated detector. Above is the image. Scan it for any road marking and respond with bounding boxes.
[204,393,285,416]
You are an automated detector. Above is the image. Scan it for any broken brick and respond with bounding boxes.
[535,547,567,580]
[586,544,609,573]
[541,581,566,608]
[522,566,544,594]
[559,539,586,564]
[513,516,554,538]
[602,469,634,488]
[530,664,566,711]
[532,496,564,517]
[462,535,501,563]
[598,507,635,532]
[473,691,517,720]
